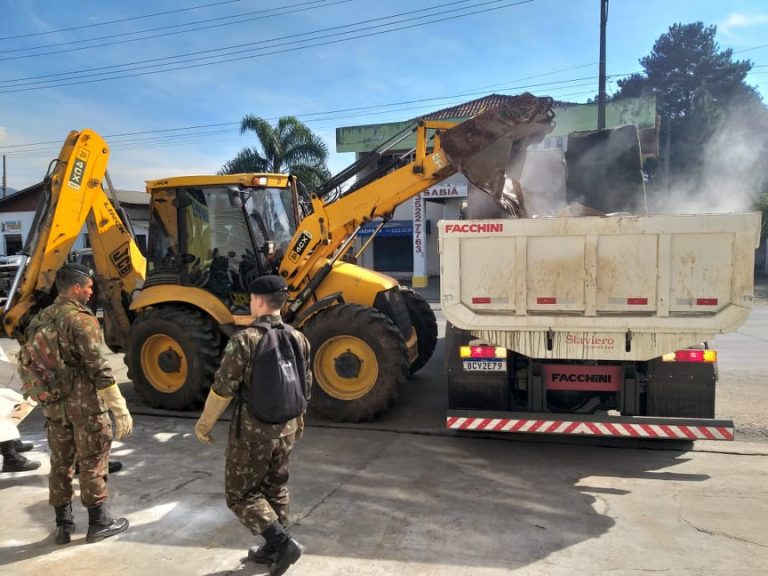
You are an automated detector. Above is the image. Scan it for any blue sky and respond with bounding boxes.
[1,0,767,192]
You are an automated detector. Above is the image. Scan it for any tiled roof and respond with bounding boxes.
[415,93,572,121]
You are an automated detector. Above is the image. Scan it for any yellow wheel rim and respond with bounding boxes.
[140,334,188,393]
[314,335,378,400]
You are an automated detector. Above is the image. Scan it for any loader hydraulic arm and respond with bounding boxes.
[279,119,457,292]
[278,93,555,300]
[1,129,146,349]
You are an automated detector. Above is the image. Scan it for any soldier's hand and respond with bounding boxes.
[195,420,214,444]
[114,413,133,441]
[98,384,133,441]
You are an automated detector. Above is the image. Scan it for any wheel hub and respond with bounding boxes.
[314,335,379,400]
[335,351,361,379]
[141,333,188,393]
[158,349,182,373]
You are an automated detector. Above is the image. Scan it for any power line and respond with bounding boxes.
[0,0,246,41]
[0,0,535,92]
[0,0,501,82]
[0,0,347,61]
[0,69,637,155]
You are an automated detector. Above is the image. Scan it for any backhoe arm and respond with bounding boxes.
[1,129,145,348]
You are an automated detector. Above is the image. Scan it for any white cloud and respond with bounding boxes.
[719,12,768,35]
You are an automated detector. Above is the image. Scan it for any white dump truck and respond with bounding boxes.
[440,212,762,440]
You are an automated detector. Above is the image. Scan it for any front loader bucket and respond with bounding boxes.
[440,93,555,216]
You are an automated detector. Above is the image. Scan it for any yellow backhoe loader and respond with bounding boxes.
[0,93,554,422]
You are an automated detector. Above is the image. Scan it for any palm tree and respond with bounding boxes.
[220,115,331,193]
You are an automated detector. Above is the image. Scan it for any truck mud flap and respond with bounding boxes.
[446,410,734,441]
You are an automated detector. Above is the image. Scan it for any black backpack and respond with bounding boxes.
[245,321,308,424]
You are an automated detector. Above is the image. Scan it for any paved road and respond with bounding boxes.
[714,304,768,442]
[1,303,767,575]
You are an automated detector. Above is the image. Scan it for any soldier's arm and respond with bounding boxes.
[211,332,250,398]
[69,313,116,390]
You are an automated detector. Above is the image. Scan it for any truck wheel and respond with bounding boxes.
[125,305,223,411]
[400,287,438,374]
[302,304,408,422]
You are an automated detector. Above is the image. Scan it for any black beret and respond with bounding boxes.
[58,263,94,280]
[249,274,287,295]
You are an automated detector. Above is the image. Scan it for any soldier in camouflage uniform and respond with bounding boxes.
[38,264,133,545]
[195,275,311,576]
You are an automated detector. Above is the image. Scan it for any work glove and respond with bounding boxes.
[195,389,232,445]
[98,384,133,441]
[295,413,305,441]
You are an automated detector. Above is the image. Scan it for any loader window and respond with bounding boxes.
[147,192,181,273]
[147,186,260,310]
[181,187,259,300]
[243,187,298,263]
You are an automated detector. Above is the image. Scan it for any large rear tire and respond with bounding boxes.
[302,304,408,422]
[400,287,438,375]
[125,305,223,411]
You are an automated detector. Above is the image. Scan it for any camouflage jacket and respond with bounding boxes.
[36,296,115,421]
[212,314,312,440]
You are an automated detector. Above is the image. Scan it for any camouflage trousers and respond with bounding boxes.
[225,433,296,535]
[47,412,112,508]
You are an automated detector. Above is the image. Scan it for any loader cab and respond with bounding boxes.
[144,174,302,313]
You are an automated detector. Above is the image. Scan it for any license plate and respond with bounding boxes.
[462,360,506,372]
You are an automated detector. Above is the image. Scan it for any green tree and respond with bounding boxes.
[220,115,331,193]
[613,22,767,207]
[616,22,755,118]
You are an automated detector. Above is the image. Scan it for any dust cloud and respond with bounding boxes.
[649,105,768,215]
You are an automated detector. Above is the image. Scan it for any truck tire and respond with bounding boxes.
[400,287,438,375]
[302,304,408,422]
[125,305,223,411]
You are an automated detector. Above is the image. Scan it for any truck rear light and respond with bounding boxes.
[250,176,268,186]
[696,298,718,306]
[460,345,507,359]
[537,297,556,304]
[471,297,491,304]
[661,349,717,363]
[627,297,648,305]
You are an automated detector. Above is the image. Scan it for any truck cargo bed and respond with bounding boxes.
[439,213,761,361]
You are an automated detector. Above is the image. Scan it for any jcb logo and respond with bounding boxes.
[110,243,132,278]
[291,231,313,260]
[68,148,90,190]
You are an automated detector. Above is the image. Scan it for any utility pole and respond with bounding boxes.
[2,155,6,198]
[597,0,609,129]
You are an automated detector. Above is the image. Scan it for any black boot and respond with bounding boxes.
[85,504,129,543]
[13,439,34,453]
[1,441,41,473]
[261,522,304,576]
[248,541,278,565]
[54,503,76,545]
